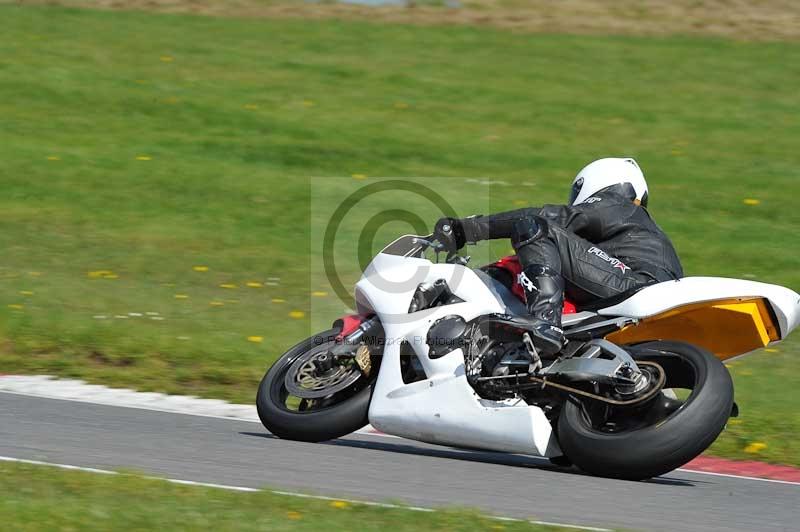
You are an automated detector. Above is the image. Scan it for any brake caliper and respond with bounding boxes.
[354,344,372,376]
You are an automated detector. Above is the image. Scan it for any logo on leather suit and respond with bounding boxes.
[587,246,631,273]
[517,271,536,292]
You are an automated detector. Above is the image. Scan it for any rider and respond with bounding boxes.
[434,157,683,356]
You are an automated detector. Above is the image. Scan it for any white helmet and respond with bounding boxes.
[569,157,649,207]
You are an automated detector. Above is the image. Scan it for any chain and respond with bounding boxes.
[478,361,666,406]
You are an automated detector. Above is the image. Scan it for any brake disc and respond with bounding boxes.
[284,346,363,399]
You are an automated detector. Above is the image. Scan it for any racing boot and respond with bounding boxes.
[516,264,566,356]
[509,216,566,356]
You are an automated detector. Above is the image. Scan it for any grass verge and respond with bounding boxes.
[0,460,576,531]
[0,5,797,465]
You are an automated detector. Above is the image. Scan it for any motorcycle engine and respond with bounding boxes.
[465,324,530,400]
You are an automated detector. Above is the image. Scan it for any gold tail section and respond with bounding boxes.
[605,298,779,360]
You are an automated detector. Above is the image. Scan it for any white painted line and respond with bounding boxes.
[0,455,611,532]
[269,489,434,512]
[0,456,117,476]
[0,387,262,423]
[0,375,393,432]
[0,376,260,423]
[530,521,614,532]
[675,467,800,487]
[0,387,394,435]
[0,456,257,491]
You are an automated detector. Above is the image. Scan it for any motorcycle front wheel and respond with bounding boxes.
[557,340,733,481]
[256,327,378,442]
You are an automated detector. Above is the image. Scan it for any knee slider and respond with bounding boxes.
[511,216,548,250]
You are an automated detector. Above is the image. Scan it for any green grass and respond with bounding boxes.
[0,461,570,531]
[0,5,798,464]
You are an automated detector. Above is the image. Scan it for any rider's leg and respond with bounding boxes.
[541,223,652,306]
[511,217,653,355]
[511,216,566,355]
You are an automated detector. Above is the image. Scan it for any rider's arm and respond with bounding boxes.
[459,205,592,243]
[457,182,639,245]
[459,208,539,242]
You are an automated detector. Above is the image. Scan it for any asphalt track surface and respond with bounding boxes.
[2,391,797,532]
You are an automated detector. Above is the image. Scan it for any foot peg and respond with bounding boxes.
[522,332,543,373]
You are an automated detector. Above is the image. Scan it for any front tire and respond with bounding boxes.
[557,341,733,480]
[256,328,376,442]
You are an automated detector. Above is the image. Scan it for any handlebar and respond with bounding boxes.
[411,236,470,265]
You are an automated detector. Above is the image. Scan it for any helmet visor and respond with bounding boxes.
[568,178,583,205]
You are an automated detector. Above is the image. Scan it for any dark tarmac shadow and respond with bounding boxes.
[239,431,698,487]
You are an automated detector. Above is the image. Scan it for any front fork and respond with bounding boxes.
[329,314,382,357]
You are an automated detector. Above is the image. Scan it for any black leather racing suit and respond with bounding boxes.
[461,183,684,307]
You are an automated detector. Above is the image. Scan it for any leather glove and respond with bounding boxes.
[434,217,467,253]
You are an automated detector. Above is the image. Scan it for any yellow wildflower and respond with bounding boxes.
[743,198,760,206]
[174,294,189,299]
[209,301,224,307]
[136,156,152,161]
[246,282,262,288]
[288,310,305,319]
[744,442,767,453]
[160,56,174,62]
[286,511,302,520]
[247,336,263,343]
[192,266,209,272]
[7,304,24,310]
[311,291,328,297]
[47,156,60,161]
[220,283,237,289]
[351,174,367,180]
[271,298,286,304]
[329,500,349,509]
[88,270,114,278]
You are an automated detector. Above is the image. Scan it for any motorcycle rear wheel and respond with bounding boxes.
[557,340,733,481]
[256,328,376,442]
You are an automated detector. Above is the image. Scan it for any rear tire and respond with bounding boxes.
[557,341,733,480]
[256,328,375,442]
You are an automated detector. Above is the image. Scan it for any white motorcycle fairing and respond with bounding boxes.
[355,237,800,457]
[357,251,560,456]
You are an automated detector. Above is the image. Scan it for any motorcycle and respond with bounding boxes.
[257,234,800,480]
